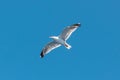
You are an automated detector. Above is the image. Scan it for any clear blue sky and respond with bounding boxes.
[0,0,120,80]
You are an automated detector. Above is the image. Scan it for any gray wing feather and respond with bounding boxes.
[40,41,61,58]
[59,23,81,40]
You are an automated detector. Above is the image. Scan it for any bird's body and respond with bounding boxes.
[40,23,81,58]
[50,36,71,49]
[50,36,64,44]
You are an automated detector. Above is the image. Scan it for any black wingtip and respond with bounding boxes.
[40,51,44,58]
[73,23,81,27]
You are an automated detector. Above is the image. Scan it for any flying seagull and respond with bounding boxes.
[40,23,81,58]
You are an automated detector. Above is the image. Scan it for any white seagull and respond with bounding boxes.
[40,23,81,58]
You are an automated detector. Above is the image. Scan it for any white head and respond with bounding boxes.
[49,36,58,39]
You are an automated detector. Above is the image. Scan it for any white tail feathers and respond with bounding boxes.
[64,43,71,49]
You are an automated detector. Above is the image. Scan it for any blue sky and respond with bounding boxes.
[0,0,120,80]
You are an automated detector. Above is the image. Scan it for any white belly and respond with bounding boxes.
[54,38,65,44]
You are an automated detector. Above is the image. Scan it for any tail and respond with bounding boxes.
[64,43,71,49]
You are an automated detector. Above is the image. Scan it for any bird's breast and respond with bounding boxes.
[55,38,65,44]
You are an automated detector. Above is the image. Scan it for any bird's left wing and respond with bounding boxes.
[59,23,81,41]
[40,41,61,58]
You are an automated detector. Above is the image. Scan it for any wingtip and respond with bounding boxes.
[40,51,44,58]
[77,23,81,27]
[73,23,81,27]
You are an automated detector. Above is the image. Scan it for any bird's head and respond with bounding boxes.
[49,36,58,39]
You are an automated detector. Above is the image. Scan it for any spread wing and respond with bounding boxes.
[40,41,61,58]
[59,23,81,40]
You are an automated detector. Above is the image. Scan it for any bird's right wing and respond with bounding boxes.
[40,41,61,58]
[59,23,81,41]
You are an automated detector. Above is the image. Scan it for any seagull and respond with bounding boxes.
[40,23,81,58]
